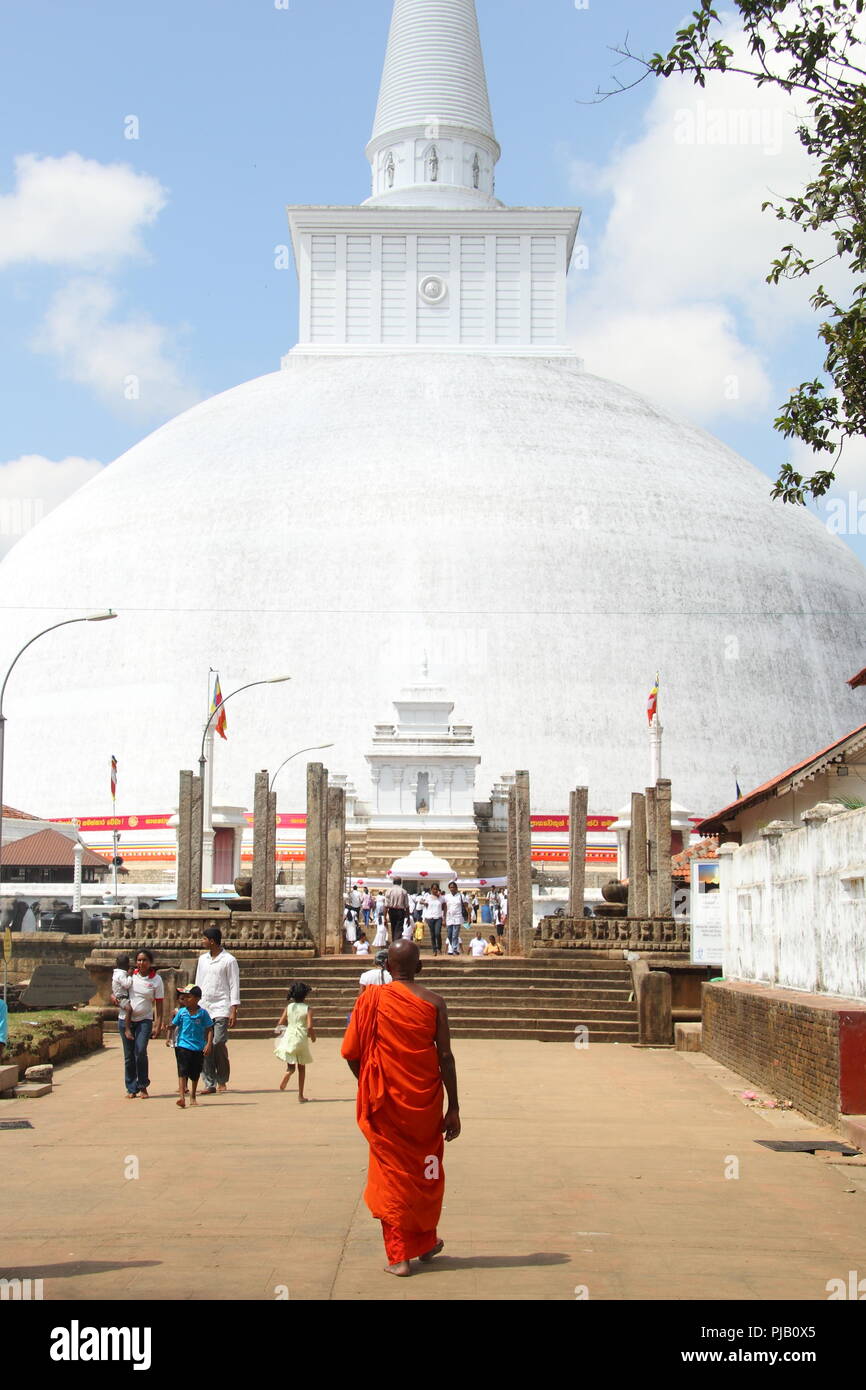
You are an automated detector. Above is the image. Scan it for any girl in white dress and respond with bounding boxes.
[372,896,388,948]
[274,982,316,1102]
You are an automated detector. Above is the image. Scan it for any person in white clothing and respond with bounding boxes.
[443,881,468,955]
[354,933,371,956]
[468,931,488,957]
[123,949,165,1097]
[359,950,393,990]
[194,925,240,1093]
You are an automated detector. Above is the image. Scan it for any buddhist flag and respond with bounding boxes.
[647,673,659,725]
[211,675,228,740]
[111,755,118,801]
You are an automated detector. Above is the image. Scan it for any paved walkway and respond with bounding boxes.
[3,1032,866,1301]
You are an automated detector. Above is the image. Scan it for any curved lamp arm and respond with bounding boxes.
[270,743,335,792]
[0,611,117,717]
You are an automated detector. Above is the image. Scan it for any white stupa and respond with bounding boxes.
[1,0,865,820]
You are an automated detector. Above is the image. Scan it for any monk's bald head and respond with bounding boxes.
[388,939,421,979]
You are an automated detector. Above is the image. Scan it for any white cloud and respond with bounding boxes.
[33,277,200,419]
[578,302,772,419]
[0,454,103,560]
[571,14,852,420]
[0,153,167,269]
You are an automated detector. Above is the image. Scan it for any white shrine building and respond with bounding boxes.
[343,676,506,880]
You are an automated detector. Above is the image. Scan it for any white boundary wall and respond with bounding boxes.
[719,805,866,1000]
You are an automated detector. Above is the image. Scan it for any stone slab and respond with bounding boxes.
[0,1063,20,1093]
[674,1022,702,1052]
[13,1082,52,1098]
[19,964,94,1008]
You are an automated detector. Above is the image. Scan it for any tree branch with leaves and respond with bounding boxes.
[605,0,866,504]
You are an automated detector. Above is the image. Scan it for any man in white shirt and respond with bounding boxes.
[195,924,240,1094]
[443,881,467,955]
[468,930,488,957]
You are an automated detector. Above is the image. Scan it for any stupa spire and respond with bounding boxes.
[365,0,502,209]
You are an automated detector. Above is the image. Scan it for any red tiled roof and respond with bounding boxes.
[697,721,866,832]
[0,829,108,869]
[849,666,866,689]
[672,837,718,879]
[1,804,39,820]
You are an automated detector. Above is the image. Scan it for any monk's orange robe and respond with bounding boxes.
[341,981,444,1263]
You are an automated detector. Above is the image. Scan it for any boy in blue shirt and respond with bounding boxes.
[166,984,214,1108]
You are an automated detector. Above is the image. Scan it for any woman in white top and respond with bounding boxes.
[125,949,165,1098]
[423,884,444,956]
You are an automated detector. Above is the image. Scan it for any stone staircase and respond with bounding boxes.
[234,954,639,1044]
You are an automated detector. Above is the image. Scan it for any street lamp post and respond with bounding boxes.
[196,676,292,891]
[269,743,334,793]
[0,612,117,923]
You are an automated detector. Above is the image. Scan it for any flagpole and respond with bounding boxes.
[111,759,119,902]
[202,669,217,891]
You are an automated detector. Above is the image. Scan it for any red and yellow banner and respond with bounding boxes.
[52,815,173,831]
[531,815,618,832]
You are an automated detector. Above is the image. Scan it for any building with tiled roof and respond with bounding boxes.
[1,827,109,884]
[697,722,866,843]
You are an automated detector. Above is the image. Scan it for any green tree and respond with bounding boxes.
[610,0,866,504]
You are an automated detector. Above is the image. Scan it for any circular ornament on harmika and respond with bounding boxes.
[419,275,448,304]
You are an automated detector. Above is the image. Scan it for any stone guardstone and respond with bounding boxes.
[24,1064,53,1082]
[675,1023,702,1052]
[20,964,94,1009]
[13,1081,52,1098]
[0,1064,20,1094]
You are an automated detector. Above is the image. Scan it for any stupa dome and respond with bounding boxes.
[0,350,864,817]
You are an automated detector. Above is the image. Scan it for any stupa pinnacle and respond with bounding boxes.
[366,0,502,208]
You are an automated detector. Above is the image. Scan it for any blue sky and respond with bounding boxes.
[1,0,864,563]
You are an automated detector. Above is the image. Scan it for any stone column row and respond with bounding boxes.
[305,762,346,954]
[630,778,673,919]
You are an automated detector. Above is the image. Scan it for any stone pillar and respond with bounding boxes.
[267,790,277,910]
[515,770,533,956]
[568,786,588,918]
[655,778,673,919]
[305,762,324,952]
[506,784,518,952]
[252,772,276,913]
[645,785,657,918]
[628,792,648,918]
[177,770,203,911]
[305,762,329,955]
[326,785,346,956]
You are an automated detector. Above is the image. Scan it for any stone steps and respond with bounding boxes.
[234,954,639,1044]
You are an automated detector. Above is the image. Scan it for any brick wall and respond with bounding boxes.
[702,980,866,1128]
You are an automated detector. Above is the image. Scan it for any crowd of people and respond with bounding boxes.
[342,879,508,956]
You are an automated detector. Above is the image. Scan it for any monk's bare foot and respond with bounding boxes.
[385,1261,411,1277]
[419,1240,445,1263]
[217,1084,228,1093]
[189,1098,198,1107]
[298,1095,309,1103]
[176,1097,185,1108]
[279,1074,291,1091]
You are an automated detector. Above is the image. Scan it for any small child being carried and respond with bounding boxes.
[274,982,316,1102]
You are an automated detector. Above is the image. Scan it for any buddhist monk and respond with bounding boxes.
[341,938,461,1276]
